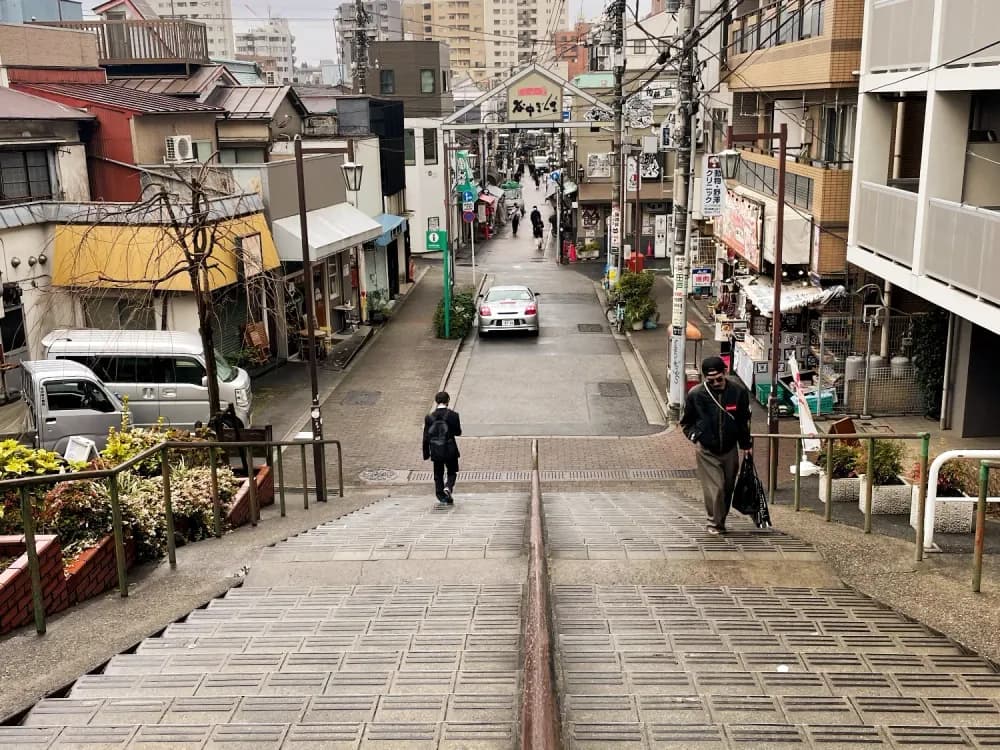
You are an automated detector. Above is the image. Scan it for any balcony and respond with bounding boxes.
[864,0,933,74]
[33,19,209,66]
[854,182,918,268]
[924,199,1000,305]
[939,0,1000,67]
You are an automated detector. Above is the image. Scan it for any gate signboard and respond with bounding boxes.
[506,71,562,123]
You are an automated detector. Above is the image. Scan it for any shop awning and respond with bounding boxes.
[271,203,381,262]
[737,277,846,318]
[477,193,497,206]
[485,185,505,200]
[373,213,407,247]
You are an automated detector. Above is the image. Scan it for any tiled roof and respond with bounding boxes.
[0,87,95,120]
[109,65,238,100]
[17,83,223,114]
[206,85,304,119]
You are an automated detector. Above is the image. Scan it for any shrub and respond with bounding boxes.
[856,440,905,485]
[617,270,654,301]
[0,440,65,480]
[908,458,965,497]
[817,442,860,479]
[625,297,657,324]
[434,287,477,339]
[101,409,217,475]
[38,480,113,560]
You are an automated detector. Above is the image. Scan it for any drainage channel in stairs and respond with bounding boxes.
[402,469,697,482]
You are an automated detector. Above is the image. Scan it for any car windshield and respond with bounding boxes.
[486,289,532,302]
[214,350,238,382]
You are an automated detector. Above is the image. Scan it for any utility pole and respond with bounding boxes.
[354,0,370,93]
[610,0,626,280]
[667,0,696,417]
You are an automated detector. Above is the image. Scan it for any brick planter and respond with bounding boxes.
[858,474,912,515]
[819,473,860,504]
[909,486,974,534]
[225,466,274,528]
[65,535,137,604]
[0,535,70,635]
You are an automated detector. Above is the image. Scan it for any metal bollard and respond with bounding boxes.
[824,438,834,522]
[768,435,778,505]
[245,447,258,526]
[300,443,309,510]
[915,433,930,562]
[108,473,129,597]
[20,486,45,635]
[863,437,875,534]
[209,447,222,538]
[793,438,802,512]
[161,448,176,568]
[973,462,988,593]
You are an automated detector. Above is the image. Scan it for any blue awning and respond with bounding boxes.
[374,213,407,247]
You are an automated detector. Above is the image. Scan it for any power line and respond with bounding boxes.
[867,36,1000,92]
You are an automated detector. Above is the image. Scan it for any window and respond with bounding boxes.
[192,140,214,163]
[45,380,116,413]
[441,71,448,92]
[404,128,416,165]
[420,69,435,93]
[380,69,395,94]
[0,150,51,203]
[219,148,266,164]
[423,128,438,165]
[169,357,207,386]
[631,39,646,55]
[1,284,24,353]
[801,0,825,39]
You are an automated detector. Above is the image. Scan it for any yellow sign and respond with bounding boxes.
[506,71,562,123]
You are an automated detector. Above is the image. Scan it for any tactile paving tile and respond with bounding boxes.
[544,491,820,559]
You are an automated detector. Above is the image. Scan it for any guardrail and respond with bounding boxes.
[975,461,999,593]
[1,437,343,635]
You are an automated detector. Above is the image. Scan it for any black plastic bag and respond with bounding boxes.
[731,455,758,516]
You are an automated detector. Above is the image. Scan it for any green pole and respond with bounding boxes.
[20,487,45,635]
[973,461,988,593]
[863,437,875,534]
[915,432,930,562]
[443,240,452,338]
[793,438,802,512]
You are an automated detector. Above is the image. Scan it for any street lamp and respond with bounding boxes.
[725,123,788,499]
[340,161,364,193]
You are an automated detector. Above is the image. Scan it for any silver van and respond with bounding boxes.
[41,330,252,428]
[22,360,123,453]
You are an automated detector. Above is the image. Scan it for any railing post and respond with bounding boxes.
[300,443,309,510]
[209,447,222,538]
[245,448,258,526]
[107,472,128,598]
[768,435,778,505]
[973,461,988,593]
[161,448,176,568]
[915,432,930,562]
[19,486,45,635]
[793,438,802,512]
[275,445,286,517]
[336,441,344,498]
[864,437,875,534]
[824,438,833,522]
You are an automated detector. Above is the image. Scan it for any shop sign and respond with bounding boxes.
[702,154,724,217]
[426,229,447,250]
[506,71,561,122]
[428,216,440,230]
[719,188,763,269]
[609,206,621,251]
[691,267,713,288]
[586,152,611,178]
[654,214,667,258]
[626,156,639,192]
[477,204,487,223]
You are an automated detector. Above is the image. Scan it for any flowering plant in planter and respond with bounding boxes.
[38,480,114,561]
[908,458,964,497]
[856,440,906,486]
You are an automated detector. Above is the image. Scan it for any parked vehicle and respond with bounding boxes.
[22,360,123,452]
[532,155,549,173]
[41,330,252,428]
[477,285,540,337]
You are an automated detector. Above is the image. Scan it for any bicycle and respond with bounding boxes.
[605,297,625,334]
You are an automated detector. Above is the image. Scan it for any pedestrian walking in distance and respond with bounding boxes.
[511,212,520,236]
[680,356,753,534]
[423,391,463,505]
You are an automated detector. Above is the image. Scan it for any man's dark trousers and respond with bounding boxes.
[433,456,459,500]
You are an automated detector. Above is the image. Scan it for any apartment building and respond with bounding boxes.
[516,0,567,67]
[401,0,487,82]
[553,21,591,80]
[849,0,1000,436]
[335,0,403,85]
[236,18,295,84]
[367,40,453,116]
[146,0,235,59]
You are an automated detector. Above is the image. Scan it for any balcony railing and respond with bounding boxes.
[865,0,933,74]
[32,19,209,65]
[727,0,826,58]
[940,0,1000,67]
[925,199,1000,305]
[855,181,918,267]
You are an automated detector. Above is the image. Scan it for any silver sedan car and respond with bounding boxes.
[477,285,540,336]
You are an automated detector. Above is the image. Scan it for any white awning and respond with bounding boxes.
[271,203,382,262]
[737,276,846,318]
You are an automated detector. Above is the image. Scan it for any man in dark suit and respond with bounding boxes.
[423,391,463,504]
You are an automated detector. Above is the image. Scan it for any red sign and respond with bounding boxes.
[518,87,546,95]
[719,188,763,269]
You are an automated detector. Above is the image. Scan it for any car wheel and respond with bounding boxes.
[529,328,539,338]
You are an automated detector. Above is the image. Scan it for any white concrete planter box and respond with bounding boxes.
[819,473,860,504]
[858,474,912,515]
[909,486,974,534]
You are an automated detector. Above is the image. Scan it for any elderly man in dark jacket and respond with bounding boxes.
[680,356,753,534]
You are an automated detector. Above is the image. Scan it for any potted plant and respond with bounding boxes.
[817,442,860,504]
[856,440,911,515]
[908,458,975,534]
[367,290,387,323]
[625,298,656,331]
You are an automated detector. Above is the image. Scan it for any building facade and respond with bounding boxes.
[366,41,453,117]
[0,0,81,24]
[849,0,1000,436]
[147,0,235,59]
[400,0,487,83]
[553,22,591,81]
[236,18,295,84]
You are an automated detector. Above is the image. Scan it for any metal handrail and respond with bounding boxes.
[752,431,931,560]
[974,461,998,593]
[2,436,344,636]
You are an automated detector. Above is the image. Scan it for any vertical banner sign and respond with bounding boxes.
[456,150,473,183]
[625,156,639,192]
[671,254,687,335]
[609,206,622,251]
[654,214,667,258]
[702,154,724,217]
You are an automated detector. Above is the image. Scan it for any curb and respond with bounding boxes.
[624,327,670,423]
[437,272,490,393]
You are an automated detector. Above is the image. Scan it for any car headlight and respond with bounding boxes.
[235,388,250,408]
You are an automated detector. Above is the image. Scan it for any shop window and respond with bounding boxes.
[404,129,416,165]
[423,129,438,165]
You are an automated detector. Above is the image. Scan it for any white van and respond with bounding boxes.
[41,330,252,428]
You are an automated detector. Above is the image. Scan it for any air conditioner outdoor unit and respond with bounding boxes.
[164,135,195,164]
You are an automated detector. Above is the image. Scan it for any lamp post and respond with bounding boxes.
[340,159,365,313]
[722,124,788,497]
[292,137,356,502]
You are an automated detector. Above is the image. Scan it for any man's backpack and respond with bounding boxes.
[427,410,452,461]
